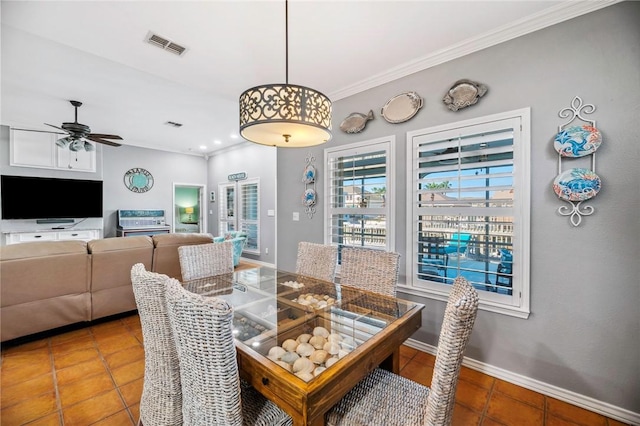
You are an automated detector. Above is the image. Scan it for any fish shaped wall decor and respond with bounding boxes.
[443,79,488,111]
[340,110,374,134]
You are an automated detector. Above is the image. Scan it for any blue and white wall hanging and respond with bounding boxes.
[553,96,602,226]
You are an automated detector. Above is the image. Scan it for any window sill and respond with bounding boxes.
[397,283,530,319]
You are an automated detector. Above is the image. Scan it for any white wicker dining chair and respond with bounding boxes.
[178,241,234,281]
[165,278,293,426]
[339,246,400,297]
[295,241,338,282]
[325,276,479,426]
[130,263,182,426]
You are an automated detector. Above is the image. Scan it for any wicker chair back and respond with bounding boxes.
[425,276,480,424]
[165,279,293,426]
[130,263,182,426]
[178,241,234,281]
[295,242,338,282]
[339,247,400,297]
[325,276,479,426]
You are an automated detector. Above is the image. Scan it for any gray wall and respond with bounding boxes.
[277,2,640,413]
[102,144,207,237]
[207,142,277,264]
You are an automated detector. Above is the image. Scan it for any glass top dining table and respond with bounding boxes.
[183,266,425,426]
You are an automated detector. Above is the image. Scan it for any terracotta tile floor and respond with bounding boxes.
[1,317,628,426]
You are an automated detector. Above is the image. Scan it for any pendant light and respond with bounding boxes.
[239,0,332,147]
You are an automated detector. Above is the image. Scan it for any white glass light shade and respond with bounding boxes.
[56,137,72,148]
[239,84,332,147]
[83,142,96,152]
[69,140,85,152]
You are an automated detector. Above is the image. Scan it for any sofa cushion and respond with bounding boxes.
[88,236,154,320]
[1,241,91,306]
[0,240,88,260]
[1,240,91,340]
[88,235,153,253]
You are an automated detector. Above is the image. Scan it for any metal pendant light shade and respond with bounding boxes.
[240,84,331,147]
[239,1,332,147]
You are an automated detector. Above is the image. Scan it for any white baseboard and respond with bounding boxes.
[404,339,640,425]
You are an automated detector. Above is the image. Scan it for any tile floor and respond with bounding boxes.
[1,314,628,426]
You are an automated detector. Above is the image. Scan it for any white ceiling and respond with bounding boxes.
[0,0,618,156]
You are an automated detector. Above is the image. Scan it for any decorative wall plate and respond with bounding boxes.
[302,188,317,207]
[302,165,316,184]
[381,92,423,123]
[442,79,488,111]
[553,168,601,201]
[554,125,602,157]
[124,167,154,193]
[340,110,374,133]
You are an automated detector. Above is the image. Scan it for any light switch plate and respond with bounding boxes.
[293,212,300,221]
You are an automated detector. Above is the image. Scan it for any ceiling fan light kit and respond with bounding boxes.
[239,0,332,148]
[43,100,123,150]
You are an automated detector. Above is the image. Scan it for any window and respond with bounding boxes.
[406,109,530,317]
[218,178,260,253]
[325,137,395,260]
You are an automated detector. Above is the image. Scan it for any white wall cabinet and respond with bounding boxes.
[10,128,96,172]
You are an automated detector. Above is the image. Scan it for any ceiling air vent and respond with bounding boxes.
[145,31,188,57]
[165,121,183,128]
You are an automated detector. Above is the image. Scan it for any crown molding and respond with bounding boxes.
[329,0,623,101]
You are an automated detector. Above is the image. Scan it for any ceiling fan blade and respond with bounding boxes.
[86,135,122,147]
[12,127,66,135]
[89,133,123,140]
[44,123,71,133]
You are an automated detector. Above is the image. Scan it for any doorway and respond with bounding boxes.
[173,183,207,234]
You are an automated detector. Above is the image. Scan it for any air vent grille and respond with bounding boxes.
[145,31,188,57]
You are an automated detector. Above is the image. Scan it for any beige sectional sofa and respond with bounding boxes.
[0,233,214,342]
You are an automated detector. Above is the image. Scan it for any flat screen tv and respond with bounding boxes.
[1,175,103,220]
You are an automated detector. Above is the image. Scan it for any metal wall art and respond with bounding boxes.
[340,110,374,133]
[553,96,602,226]
[381,92,423,123]
[442,79,488,111]
[302,153,317,219]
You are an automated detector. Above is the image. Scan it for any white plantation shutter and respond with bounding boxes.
[407,109,530,317]
[218,183,235,233]
[325,138,395,260]
[239,180,259,252]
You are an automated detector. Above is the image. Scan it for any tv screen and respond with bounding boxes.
[1,175,103,220]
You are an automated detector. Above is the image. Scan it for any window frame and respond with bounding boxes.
[218,178,260,254]
[324,136,396,257]
[403,108,531,318]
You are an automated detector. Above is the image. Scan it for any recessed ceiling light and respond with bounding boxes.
[214,140,222,145]
[229,134,238,139]
[199,145,207,150]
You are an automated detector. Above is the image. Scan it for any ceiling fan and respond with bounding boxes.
[16,100,123,152]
